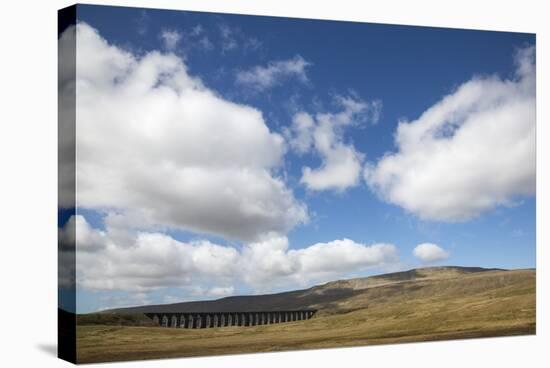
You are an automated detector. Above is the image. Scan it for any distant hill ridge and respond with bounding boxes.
[100,266,511,315]
[317,266,507,291]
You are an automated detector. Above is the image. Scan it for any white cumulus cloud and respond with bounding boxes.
[290,238,398,285]
[287,96,380,192]
[413,243,450,263]
[242,235,398,291]
[61,215,398,293]
[59,23,308,242]
[236,55,310,91]
[364,46,535,221]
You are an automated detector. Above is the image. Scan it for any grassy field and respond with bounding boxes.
[76,269,535,363]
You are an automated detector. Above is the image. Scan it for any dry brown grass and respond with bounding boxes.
[76,269,535,364]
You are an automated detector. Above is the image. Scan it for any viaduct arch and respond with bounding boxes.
[145,310,317,329]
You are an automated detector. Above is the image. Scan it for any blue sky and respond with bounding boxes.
[59,5,535,313]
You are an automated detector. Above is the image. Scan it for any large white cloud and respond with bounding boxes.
[61,215,398,293]
[236,55,310,91]
[287,96,380,192]
[364,46,535,221]
[59,23,308,242]
[241,235,397,291]
[62,215,240,291]
[289,238,398,285]
[413,243,449,263]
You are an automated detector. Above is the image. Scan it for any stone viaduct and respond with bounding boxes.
[145,310,317,329]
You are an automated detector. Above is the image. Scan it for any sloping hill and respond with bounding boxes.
[307,266,505,292]
[77,266,535,362]
[98,266,512,315]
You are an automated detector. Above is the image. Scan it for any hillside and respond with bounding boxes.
[77,266,535,363]
[97,266,520,316]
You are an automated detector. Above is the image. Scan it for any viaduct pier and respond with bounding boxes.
[145,309,317,329]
